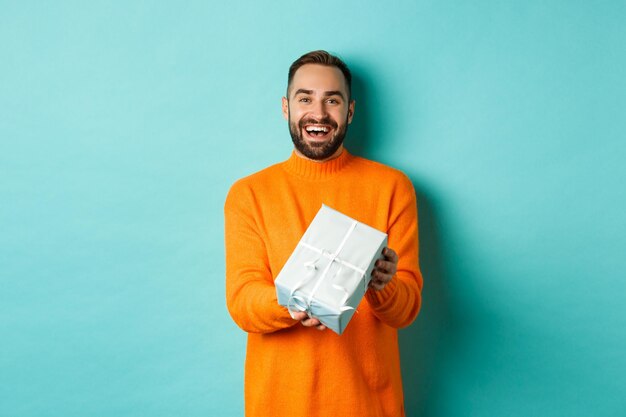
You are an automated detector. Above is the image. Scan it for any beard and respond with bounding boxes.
[288,113,349,161]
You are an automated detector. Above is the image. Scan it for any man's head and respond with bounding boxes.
[282,50,355,161]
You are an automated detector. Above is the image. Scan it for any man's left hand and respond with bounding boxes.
[369,247,398,291]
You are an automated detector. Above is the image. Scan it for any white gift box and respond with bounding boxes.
[275,204,388,334]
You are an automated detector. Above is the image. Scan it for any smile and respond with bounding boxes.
[304,125,332,138]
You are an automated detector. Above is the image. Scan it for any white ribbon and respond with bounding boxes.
[286,221,365,319]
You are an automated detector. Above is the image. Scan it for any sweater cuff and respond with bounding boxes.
[365,275,398,308]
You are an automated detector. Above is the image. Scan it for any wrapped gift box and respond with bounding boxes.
[275,204,387,334]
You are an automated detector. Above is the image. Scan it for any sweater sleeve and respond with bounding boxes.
[365,174,423,328]
[224,182,297,334]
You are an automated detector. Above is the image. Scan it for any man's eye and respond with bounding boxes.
[299,97,311,103]
[327,99,339,104]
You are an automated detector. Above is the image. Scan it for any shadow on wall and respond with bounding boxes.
[347,64,461,416]
[345,68,373,159]
[399,181,461,417]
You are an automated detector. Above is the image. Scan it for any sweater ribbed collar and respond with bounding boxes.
[282,148,352,180]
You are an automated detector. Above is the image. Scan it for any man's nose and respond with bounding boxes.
[311,100,327,119]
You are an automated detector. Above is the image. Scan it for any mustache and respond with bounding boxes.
[298,117,338,129]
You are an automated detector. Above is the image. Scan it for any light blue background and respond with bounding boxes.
[1,1,624,416]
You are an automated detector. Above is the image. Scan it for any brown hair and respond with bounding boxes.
[287,50,352,99]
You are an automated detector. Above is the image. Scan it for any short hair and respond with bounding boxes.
[287,50,352,99]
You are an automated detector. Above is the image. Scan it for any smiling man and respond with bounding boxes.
[225,51,423,417]
[283,62,354,161]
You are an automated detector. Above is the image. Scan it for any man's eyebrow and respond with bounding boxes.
[294,89,313,96]
[323,90,345,99]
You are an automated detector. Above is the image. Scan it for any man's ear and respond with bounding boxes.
[282,97,289,121]
[347,99,356,124]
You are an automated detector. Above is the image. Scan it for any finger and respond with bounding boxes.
[316,324,327,331]
[291,311,308,321]
[369,269,393,291]
[369,279,386,291]
[382,247,399,263]
[375,259,397,274]
[371,269,393,283]
[301,317,322,327]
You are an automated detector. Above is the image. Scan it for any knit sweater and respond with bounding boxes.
[224,149,423,417]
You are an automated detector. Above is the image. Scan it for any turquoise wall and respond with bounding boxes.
[1,1,624,416]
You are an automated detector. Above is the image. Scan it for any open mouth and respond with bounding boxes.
[303,124,332,141]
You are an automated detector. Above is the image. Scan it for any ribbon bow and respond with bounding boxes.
[286,221,366,319]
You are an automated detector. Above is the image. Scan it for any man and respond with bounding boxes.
[225,50,423,417]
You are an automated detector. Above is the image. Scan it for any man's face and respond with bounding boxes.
[282,64,355,161]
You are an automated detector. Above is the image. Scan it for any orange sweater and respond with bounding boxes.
[225,150,423,417]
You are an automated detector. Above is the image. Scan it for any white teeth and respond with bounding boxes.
[306,126,329,133]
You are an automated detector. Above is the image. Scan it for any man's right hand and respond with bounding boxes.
[291,311,327,331]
